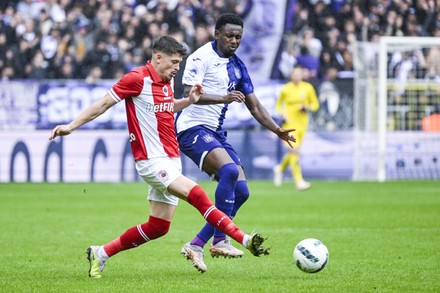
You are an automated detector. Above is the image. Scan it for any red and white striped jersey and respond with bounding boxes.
[109,61,179,160]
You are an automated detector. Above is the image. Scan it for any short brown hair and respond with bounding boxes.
[152,35,187,56]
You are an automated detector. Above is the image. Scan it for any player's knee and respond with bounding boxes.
[218,163,239,183]
[235,180,250,203]
[141,216,171,240]
[154,223,170,238]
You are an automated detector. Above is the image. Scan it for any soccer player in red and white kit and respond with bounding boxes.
[49,36,269,278]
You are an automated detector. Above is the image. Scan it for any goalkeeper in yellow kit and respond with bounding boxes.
[273,66,320,191]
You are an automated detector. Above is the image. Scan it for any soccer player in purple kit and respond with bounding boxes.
[176,13,296,272]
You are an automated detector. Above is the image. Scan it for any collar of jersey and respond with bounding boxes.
[211,40,232,59]
[145,61,167,84]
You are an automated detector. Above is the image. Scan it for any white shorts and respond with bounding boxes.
[135,157,182,206]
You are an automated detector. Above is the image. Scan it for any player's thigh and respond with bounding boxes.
[149,200,177,222]
[167,175,198,200]
[203,147,235,175]
[205,140,246,180]
[178,127,225,171]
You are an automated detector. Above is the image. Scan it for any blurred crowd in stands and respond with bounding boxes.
[281,0,440,81]
[0,0,439,81]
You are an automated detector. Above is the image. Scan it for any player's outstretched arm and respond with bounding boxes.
[245,92,296,147]
[174,83,204,112]
[275,127,296,148]
[49,93,116,140]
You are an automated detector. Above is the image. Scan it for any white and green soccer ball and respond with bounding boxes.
[293,238,329,273]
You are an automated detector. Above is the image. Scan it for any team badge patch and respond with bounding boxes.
[157,170,169,182]
[202,134,214,143]
[162,86,168,96]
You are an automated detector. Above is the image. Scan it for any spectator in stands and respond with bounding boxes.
[81,38,112,79]
[40,27,60,62]
[302,28,322,60]
[1,66,14,79]
[25,51,48,79]
[56,53,79,79]
[337,48,354,79]
[318,47,338,80]
[37,8,53,36]
[85,65,103,83]
[290,3,309,34]
[193,24,212,49]
[3,47,23,77]
[16,0,35,20]
[70,20,95,64]
[296,45,320,80]
[0,32,8,66]
[426,45,440,82]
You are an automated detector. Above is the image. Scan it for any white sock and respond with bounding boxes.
[242,234,251,249]
[97,246,109,262]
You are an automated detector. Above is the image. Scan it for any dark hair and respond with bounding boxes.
[152,35,187,56]
[300,46,309,55]
[215,13,243,31]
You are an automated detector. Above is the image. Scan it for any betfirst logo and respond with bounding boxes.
[145,102,174,113]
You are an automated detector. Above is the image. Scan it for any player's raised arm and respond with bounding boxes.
[49,93,116,140]
[183,85,245,105]
[174,83,204,112]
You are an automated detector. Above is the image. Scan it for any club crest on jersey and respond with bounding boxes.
[157,170,169,182]
[162,86,168,96]
[202,134,214,143]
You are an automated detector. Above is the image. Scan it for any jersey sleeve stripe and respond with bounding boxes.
[109,88,122,103]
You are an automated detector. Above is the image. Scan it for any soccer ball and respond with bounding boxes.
[293,238,329,273]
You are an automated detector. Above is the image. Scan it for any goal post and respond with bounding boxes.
[353,37,440,181]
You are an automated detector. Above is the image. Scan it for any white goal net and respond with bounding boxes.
[353,37,440,181]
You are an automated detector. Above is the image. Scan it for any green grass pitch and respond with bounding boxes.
[1,181,439,292]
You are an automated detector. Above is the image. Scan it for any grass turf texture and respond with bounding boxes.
[0,181,439,292]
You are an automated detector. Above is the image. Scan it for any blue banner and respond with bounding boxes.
[0,81,39,130]
[0,79,354,131]
[238,0,296,81]
[35,80,127,130]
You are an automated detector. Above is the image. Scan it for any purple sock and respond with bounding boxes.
[213,236,226,245]
[190,235,207,247]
